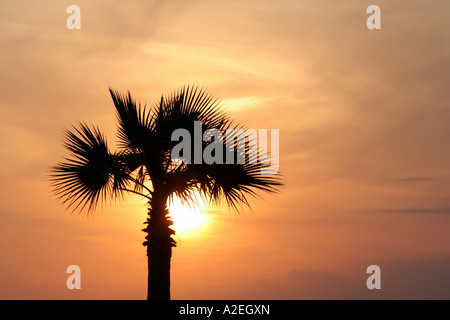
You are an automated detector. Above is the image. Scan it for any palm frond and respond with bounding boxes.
[49,123,131,212]
[167,121,282,211]
[189,163,281,211]
[109,88,155,150]
[180,85,229,129]
[154,85,231,139]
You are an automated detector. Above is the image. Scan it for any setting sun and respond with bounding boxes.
[167,196,208,232]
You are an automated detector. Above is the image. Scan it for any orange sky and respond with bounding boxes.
[1,0,449,299]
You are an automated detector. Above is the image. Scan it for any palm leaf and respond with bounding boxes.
[166,121,282,211]
[50,123,131,212]
[109,88,155,151]
[155,85,231,139]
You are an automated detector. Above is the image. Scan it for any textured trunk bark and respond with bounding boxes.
[143,193,176,300]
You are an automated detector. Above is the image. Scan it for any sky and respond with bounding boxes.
[0,0,449,299]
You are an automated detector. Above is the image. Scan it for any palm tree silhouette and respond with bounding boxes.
[50,86,282,300]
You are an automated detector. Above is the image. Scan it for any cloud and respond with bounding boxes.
[371,208,450,215]
[178,255,450,299]
[394,177,434,182]
[380,255,450,299]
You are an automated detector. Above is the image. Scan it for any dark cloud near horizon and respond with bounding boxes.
[369,208,450,215]
[180,255,450,299]
[394,177,434,182]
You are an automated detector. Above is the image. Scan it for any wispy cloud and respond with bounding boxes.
[369,208,450,215]
[394,177,434,183]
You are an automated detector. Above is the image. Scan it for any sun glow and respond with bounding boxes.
[167,195,208,233]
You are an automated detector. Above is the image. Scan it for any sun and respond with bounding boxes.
[167,195,208,233]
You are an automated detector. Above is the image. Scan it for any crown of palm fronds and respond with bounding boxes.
[50,85,282,213]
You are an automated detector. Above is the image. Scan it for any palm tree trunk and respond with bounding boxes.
[143,194,176,300]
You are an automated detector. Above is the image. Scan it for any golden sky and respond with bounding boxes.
[0,0,449,299]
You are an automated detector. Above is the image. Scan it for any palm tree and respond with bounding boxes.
[50,86,282,300]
